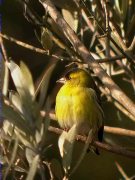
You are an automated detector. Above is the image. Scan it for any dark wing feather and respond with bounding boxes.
[98,125,104,142]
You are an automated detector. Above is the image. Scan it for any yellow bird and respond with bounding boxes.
[55,68,104,154]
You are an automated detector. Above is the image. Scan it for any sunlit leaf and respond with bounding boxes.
[10,91,23,114]
[8,61,42,129]
[35,129,42,144]
[62,9,78,32]
[58,124,77,174]
[3,137,19,180]
[3,102,33,136]
[20,61,35,96]
[26,154,40,180]
[7,61,33,98]
[2,59,9,96]
[26,148,36,165]
[70,129,93,176]
[15,131,33,147]
[14,166,27,173]
[3,120,13,135]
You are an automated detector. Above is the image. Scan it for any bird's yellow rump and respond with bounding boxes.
[55,68,104,153]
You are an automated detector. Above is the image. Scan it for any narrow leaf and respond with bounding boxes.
[3,137,19,180]
[7,61,32,98]
[3,102,33,136]
[26,154,40,180]
[58,124,77,174]
[36,63,56,108]
[20,61,35,96]
[70,129,93,176]
[41,28,53,52]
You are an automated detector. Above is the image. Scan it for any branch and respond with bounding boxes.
[48,126,135,159]
[0,35,9,62]
[39,0,135,121]
[41,111,135,138]
[0,32,71,61]
[98,85,135,121]
[104,126,135,137]
[0,35,9,96]
[115,162,130,180]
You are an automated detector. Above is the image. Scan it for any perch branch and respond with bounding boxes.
[41,111,135,138]
[48,126,135,159]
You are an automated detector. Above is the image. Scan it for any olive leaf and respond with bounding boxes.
[41,27,53,52]
[3,102,33,136]
[58,124,77,174]
[7,61,42,130]
[3,137,19,180]
[62,9,78,32]
[26,154,40,180]
[36,63,56,108]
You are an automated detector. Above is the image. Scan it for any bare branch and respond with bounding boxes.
[48,126,135,159]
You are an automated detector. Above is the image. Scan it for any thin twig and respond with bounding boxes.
[2,28,129,70]
[0,36,9,62]
[115,162,130,180]
[102,0,111,75]
[81,0,135,64]
[79,0,135,81]
[0,32,48,54]
[98,85,135,121]
[96,55,125,63]
[0,35,9,96]
[104,126,135,137]
[0,32,72,61]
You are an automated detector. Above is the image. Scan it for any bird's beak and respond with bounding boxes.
[56,77,66,84]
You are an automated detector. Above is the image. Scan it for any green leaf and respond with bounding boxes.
[3,120,13,135]
[7,61,33,98]
[62,9,78,32]
[3,102,33,136]
[10,91,23,114]
[35,129,42,144]
[7,61,33,123]
[26,148,36,165]
[3,137,19,180]
[58,124,77,174]
[70,129,93,176]
[26,154,40,180]
[20,61,35,96]
[15,131,34,147]
[41,28,53,52]
[36,63,56,108]
[8,61,42,129]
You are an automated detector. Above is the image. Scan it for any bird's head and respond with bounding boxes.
[58,68,93,87]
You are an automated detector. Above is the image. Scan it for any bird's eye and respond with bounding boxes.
[65,74,71,80]
[65,71,71,80]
